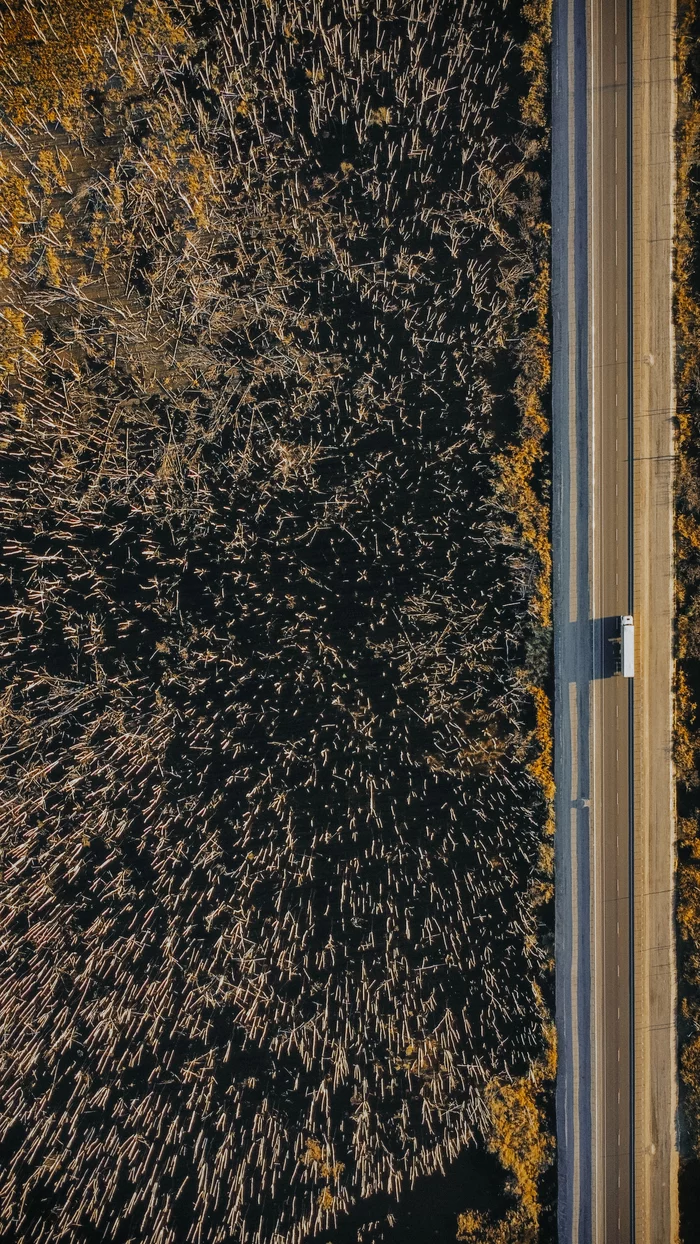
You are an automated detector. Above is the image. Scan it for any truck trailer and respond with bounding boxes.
[620,614,634,678]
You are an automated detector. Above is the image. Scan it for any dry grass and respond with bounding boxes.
[674,0,700,1193]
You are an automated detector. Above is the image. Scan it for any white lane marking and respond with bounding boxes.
[568,678,581,1241]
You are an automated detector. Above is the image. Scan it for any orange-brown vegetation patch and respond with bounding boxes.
[0,0,122,128]
[675,0,700,1218]
[456,1028,555,1243]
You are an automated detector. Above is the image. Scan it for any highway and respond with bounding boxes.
[552,1,678,1241]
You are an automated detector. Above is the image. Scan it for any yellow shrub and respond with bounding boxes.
[457,1207,538,1242]
[0,0,122,128]
[527,683,555,803]
[520,2,552,130]
[484,1074,553,1226]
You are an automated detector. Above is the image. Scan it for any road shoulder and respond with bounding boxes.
[631,1,679,1241]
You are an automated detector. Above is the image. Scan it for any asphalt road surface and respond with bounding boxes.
[552,1,678,1241]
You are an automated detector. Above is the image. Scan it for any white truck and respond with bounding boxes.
[619,614,634,678]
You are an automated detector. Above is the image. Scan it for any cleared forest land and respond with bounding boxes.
[0,2,554,1242]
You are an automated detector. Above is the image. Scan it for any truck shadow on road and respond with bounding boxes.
[569,616,621,679]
